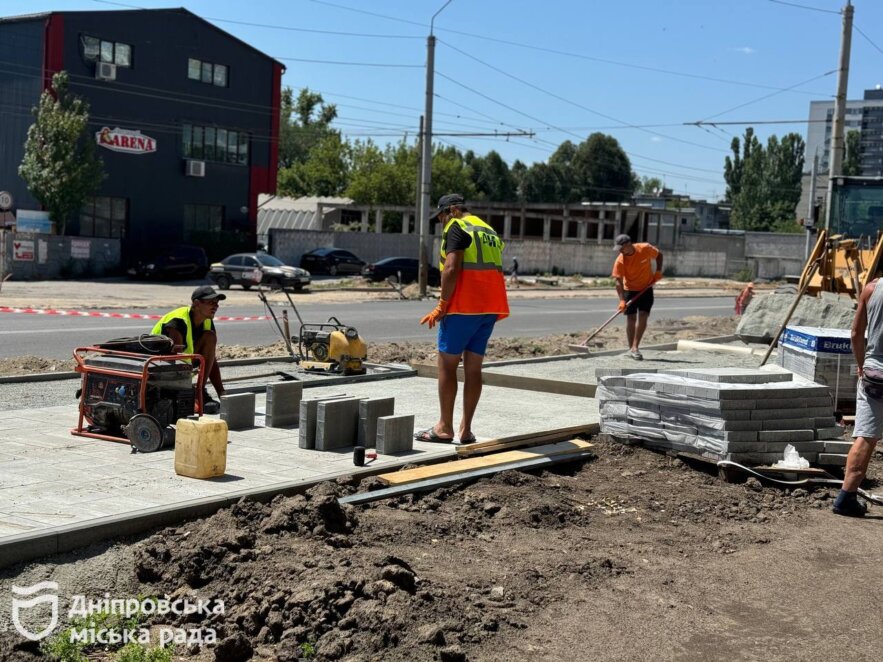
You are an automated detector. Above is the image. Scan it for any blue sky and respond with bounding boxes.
[6,0,883,201]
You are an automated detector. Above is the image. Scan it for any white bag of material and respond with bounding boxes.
[772,444,810,470]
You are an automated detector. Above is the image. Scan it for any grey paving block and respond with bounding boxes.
[299,394,348,449]
[358,397,395,448]
[757,430,815,442]
[814,417,838,428]
[824,440,853,453]
[752,398,808,410]
[219,393,255,431]
[818,453,848,466]
[666,368,792,384]
[816,427,845,440]
[750,408,814,421]
[762,418,817,431]
[376,414,415,454]
[315,398,360,451]
[762,441,827,454]
[595,368,658,379]
[696,429,758,442]
[265,381,304,428]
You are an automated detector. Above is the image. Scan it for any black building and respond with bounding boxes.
[0,8,282,263]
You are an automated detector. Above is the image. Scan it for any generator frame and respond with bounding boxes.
[71,345,206,443]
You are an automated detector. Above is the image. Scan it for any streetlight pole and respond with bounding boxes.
[418,0,453,298]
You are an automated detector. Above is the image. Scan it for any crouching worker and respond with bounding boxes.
[151,285,226,414]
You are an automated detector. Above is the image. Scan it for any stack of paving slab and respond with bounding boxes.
[776,326,857,406]
[596,367,847,466]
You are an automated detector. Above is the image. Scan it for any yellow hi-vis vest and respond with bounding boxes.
[150,306,212,359]
[440,214,509,319]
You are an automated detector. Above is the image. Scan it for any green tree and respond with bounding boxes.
[468,150,516,201]
[279,132,351,197]
[637,176,664,195]
[843,129,862,176]
[510,159,528,201]
[723,128,804,232]
[571,133,634,202]
[277,87,338,193]
[19,71,104,235]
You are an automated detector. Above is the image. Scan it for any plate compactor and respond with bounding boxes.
[71,335,206,452]
[257,286,367,375]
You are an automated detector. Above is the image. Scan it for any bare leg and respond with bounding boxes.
[459,351,484,440]
[625,314,636,350]
[194,331,224,395]
[633,311,650,351]
[842,436,878,492]
[434,351,460,438]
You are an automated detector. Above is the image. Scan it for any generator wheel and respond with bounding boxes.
[126,414,164,453]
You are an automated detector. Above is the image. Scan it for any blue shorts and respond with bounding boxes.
[438,314,497,356]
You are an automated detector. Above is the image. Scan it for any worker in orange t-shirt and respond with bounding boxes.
[611,234,663,360]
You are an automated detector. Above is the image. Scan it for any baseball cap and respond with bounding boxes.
[191,285,226,302]
[427,193,465,222]
[614,234,632,250]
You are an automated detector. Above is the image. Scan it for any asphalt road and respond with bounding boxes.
[0,296,734,359]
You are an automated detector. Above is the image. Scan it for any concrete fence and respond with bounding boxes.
[0,231,122,280]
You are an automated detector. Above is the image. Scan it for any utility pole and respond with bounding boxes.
[418,0,452,298]
[825,0,853,230]
[416,115,427,294]
[806,151,818,260]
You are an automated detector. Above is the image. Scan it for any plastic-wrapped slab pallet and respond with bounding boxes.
[776,326,856,404]
[597,368,841,464]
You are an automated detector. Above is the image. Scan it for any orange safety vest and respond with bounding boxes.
[440,215,509,319]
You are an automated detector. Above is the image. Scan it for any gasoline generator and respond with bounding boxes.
[71,335,206,453]
[295,317,367,375]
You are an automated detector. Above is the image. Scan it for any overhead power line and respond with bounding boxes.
[854,23,883,57]
[767,0,841,15]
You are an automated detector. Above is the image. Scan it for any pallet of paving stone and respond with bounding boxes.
[597,367,840,462]
[455,424,599,457]
[777,326,856,404]
[378,439,594,486]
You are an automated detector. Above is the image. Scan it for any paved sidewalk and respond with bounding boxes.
[0,376,599,546]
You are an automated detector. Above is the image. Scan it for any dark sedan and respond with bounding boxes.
[127,245,208,280]
[299,248,365,276]
[208,253,311,291]
[362,257,440,286]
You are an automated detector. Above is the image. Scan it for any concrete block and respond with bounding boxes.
[219,393,255,431]
[720,420,763,432]
[596,368,658,378]
[752,398,809,410]
[761,441,827,454]
[816,427,845,440]
[376,414,415,454]
[814,417,838,428]
[265,381,304,428]
[299,394,348,449]
[750,408,812,421]
[824,440,853,453]
[315,398,361,451]
[667,368,792,384]
[757,430,815,442]
[805,407,836,417]
[762,418,817,431]
[818,453,847,467]
[358,397,395,447]
[696,429,758,442]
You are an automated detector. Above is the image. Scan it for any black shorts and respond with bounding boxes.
[624,287,654,316]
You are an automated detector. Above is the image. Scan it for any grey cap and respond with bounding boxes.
[191,285,226,301]
[614,234,632,250]
[427,193,465,222]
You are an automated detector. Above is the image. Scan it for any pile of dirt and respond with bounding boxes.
[1,439,826,661]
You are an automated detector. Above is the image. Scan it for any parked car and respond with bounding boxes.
[208,253,311,291]
[362,257,441,286]
[299,248,365,276]
[127,245,208,280]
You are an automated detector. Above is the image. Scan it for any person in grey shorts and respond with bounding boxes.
[837,277,883,517]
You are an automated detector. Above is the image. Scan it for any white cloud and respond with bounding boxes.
[732,46,756,55]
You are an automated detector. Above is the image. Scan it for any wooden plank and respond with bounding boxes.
[339,452,596,506]
[456,423,599,456]
[377,439,594,486]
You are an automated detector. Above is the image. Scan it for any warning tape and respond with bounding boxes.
[0,306,270,322]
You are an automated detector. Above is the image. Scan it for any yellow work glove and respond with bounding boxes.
[653,271,663,283]
[617,300,627,313]
[420,299,448,329]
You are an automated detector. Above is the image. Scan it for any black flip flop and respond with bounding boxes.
[414,427,455,443]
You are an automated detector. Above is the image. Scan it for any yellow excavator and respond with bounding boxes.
[798,229,883,298]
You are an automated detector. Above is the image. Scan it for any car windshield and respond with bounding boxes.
[256,255,285,267]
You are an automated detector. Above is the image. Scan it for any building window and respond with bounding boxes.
[184,204,224,235]
[82,35,133,67]
[80,197,127,238]
[187,58,229,87]
[182,123,248,165]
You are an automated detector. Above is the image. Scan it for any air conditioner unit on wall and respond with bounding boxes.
[95,62,117,81]
[185,160,206,177]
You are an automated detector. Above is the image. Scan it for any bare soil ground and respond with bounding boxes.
[3,440,882,661]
